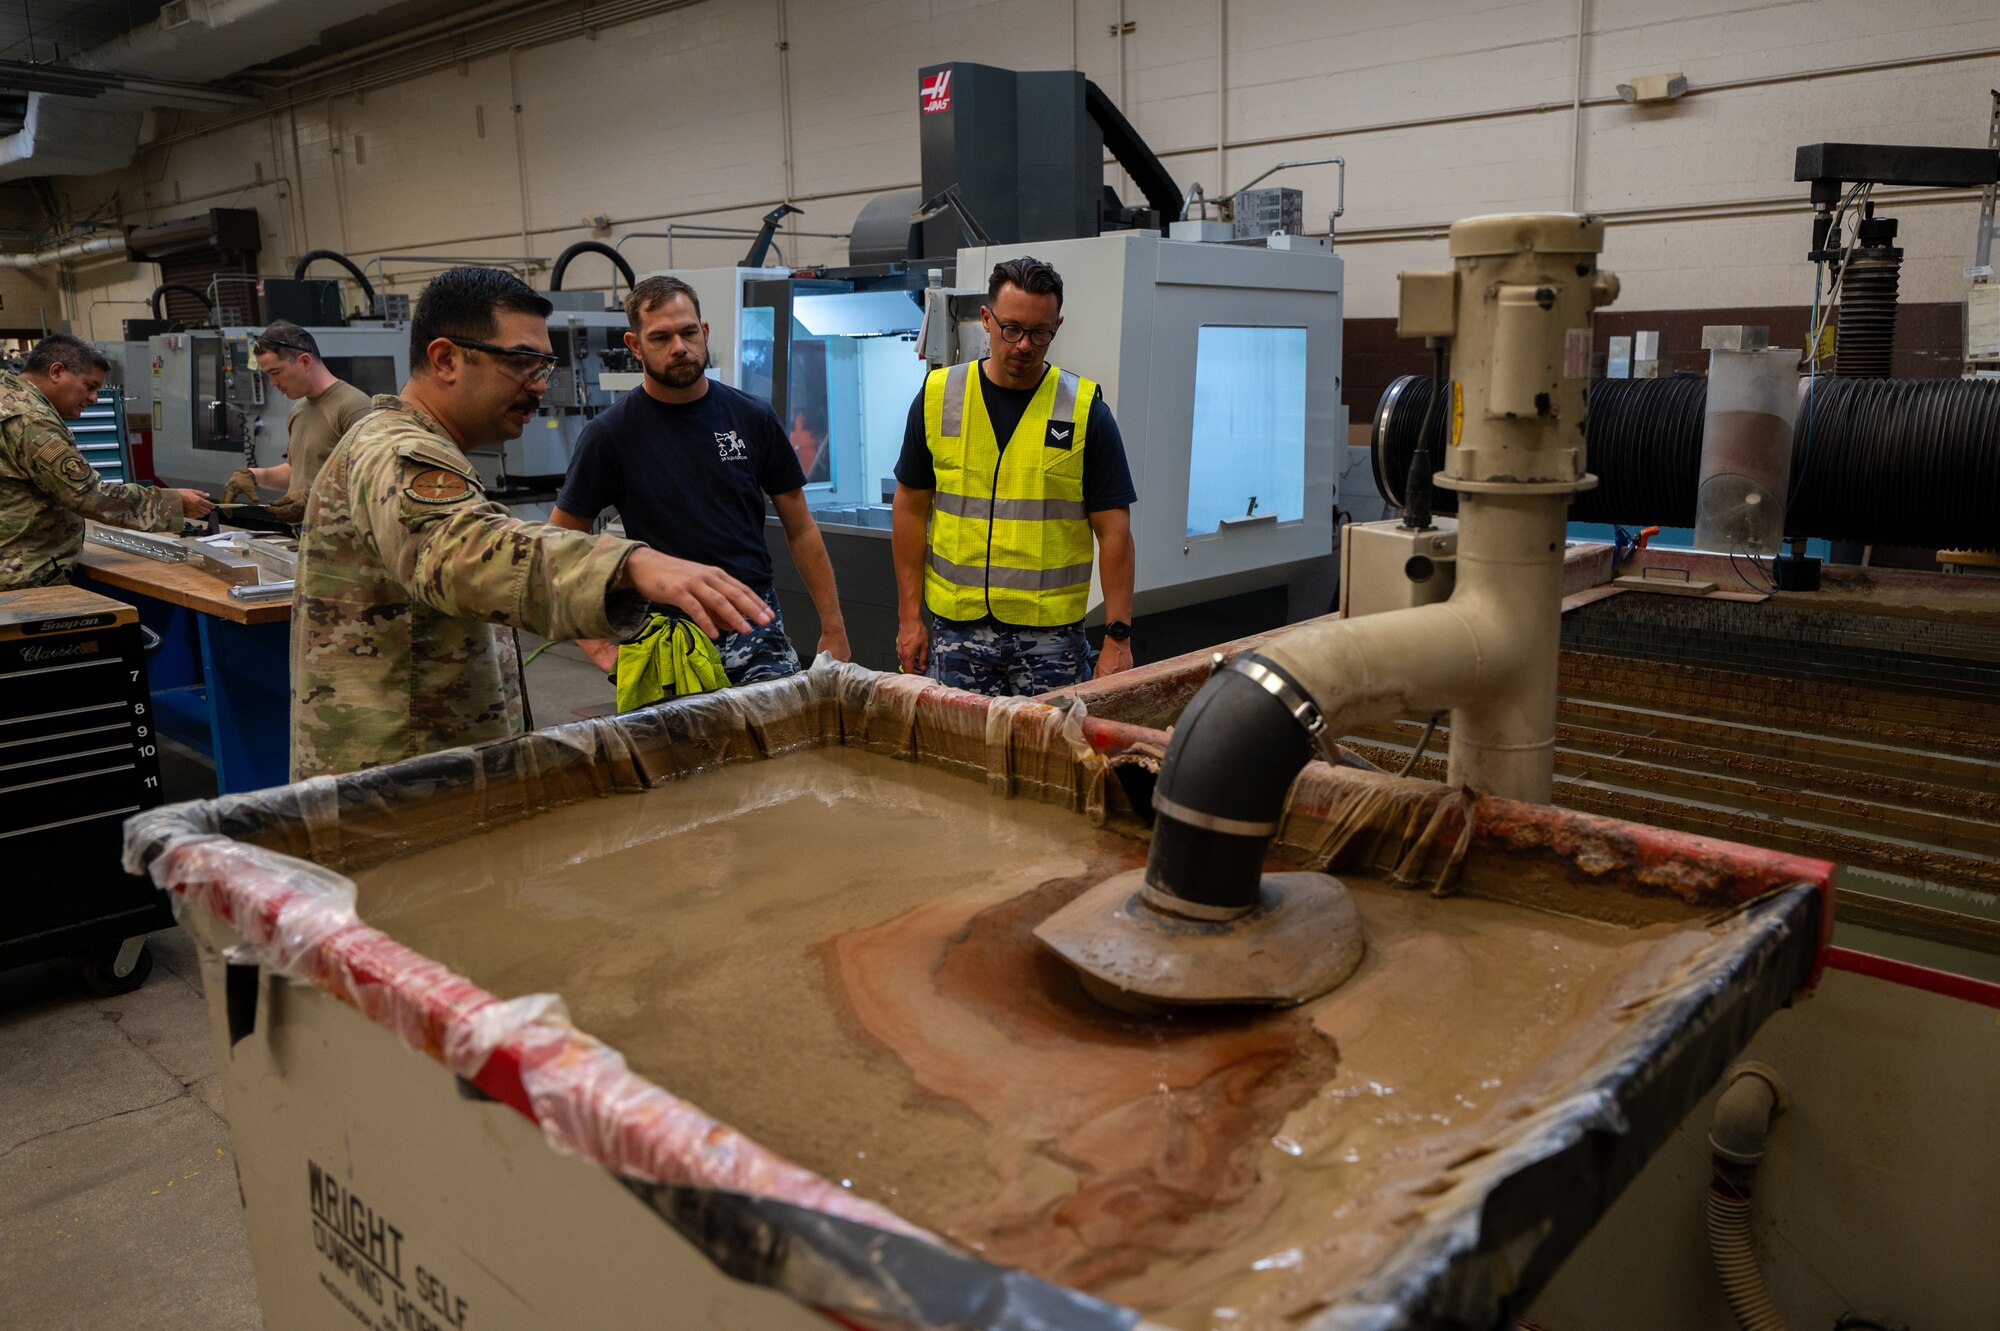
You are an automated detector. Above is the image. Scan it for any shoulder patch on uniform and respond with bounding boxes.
[403,467,474,505]
[59,454,92,484]
[391,432,477,468]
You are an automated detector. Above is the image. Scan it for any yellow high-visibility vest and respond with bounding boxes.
[921,360,1097,626]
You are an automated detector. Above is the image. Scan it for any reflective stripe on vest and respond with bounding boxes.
[922,360,1096,627]
[926,550,1096,591]
[932,492,1088,522]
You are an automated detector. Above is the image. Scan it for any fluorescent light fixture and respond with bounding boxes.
[793,292,924,337]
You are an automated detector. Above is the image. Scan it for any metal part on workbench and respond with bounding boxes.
[86,523,188,563]
[183,542,260,586]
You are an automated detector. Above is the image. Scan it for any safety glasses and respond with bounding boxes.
[444,336,560,385]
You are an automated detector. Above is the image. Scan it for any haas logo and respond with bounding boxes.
[920,69,952,115]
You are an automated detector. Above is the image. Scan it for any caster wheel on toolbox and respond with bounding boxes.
[79,941,153,997]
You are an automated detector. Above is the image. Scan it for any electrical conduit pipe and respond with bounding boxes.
[1,234,124,269]
[1708,1063,1789,1331]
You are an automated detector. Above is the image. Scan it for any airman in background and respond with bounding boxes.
[0,334,213,589]
[218,321,373,522]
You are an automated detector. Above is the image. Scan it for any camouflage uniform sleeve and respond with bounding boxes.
[357,438,647,640]
[21,421,183,531]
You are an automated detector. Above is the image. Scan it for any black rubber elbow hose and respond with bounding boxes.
[1144,655,1317,913]
[549,240,637,293]
[293,249,378,315]
[150,282,215,323]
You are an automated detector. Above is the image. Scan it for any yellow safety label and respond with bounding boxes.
[1450,380,1464,447]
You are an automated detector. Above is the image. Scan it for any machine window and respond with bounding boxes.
[739,306,777,405]
[787,337,834,487]
[320,355,400,397]
[734,292,926,511]
[1186,325,1308,537]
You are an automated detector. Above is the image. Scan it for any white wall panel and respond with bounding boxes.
[1582,65,2000,211]
[1604,198,1984,309]
[520,5,788,230]
[787,0,1078,200]
[1225,1,1580,148]
[0,266,60,333]
[1115,0,1225,155]
[331,66,520,255]
[1588,0,2000,87]
[25,0,2000,330]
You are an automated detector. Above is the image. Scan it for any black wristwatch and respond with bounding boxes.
[1104,620,1132,642]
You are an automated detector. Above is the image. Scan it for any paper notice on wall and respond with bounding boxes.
[1968,285,2000,361]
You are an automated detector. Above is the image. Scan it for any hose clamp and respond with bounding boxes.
[1228,657,1340,765]
[1137,879,1256,921]
[1149,792,1279,838]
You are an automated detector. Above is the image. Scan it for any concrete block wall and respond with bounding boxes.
[23,0,2000,339]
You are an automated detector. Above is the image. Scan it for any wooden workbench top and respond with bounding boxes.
[74,545,293,625]
[0,583,139,638]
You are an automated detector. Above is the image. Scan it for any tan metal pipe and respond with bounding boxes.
[1140,213,1613,920]
[1,234,124,270]
[1259,214,1609,804]
[1257,490,1570,803]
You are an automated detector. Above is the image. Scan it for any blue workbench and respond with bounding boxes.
[73,545,290,795]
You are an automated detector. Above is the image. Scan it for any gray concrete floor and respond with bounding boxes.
[0,632,614,1329]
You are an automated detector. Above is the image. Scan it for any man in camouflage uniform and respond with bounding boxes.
[291,267,770,780]
[0,335,214,589]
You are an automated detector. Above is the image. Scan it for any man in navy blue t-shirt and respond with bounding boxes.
[551,276,848,685]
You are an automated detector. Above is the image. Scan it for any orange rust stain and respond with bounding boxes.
[823,861,1338,1289]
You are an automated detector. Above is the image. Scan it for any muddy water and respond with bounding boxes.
[355,746,1729,1330]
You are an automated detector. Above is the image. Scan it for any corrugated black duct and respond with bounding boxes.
[1372,374,2000,548]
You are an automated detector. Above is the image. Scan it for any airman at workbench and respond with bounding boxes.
[219,321,373,521]
[0,334,214,589]
[290,267,769,780]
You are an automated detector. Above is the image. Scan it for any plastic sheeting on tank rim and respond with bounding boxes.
[123,658,1831,1331]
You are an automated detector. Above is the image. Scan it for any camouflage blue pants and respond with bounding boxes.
[719,588,801,686]
[926,617,1094,697]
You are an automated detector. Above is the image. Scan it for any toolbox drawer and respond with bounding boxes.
[0,590,169,971]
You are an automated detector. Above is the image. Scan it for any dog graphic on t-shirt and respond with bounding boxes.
[715,430,749,462]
